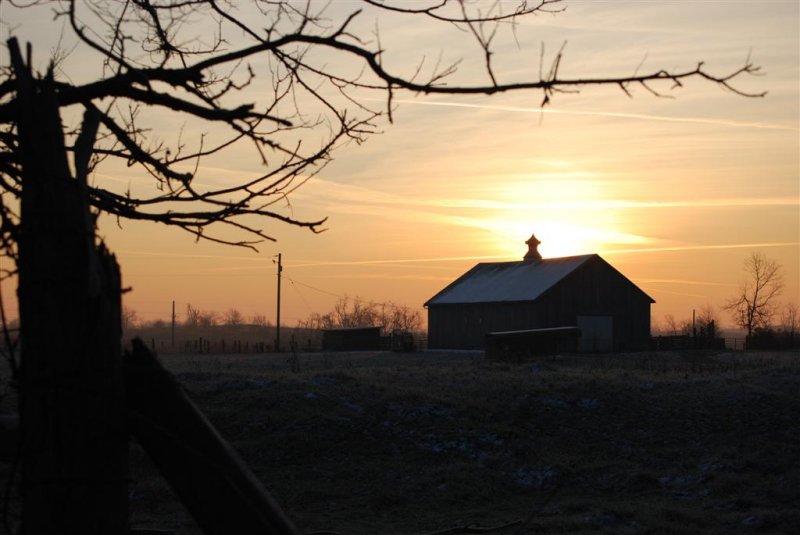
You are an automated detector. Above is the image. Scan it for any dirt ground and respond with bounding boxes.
[121,349,800,534]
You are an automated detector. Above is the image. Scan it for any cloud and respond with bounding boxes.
[383,98,798,131]
[201,254,513,272]
[601,241,799,256]
[431,196,800,211]
[637,279,734,287]
[300,175,798,221]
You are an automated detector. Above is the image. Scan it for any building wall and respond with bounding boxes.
[322,327,382,351]
[427,257,651,350]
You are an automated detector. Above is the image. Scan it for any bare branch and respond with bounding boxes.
[0,1,766,259]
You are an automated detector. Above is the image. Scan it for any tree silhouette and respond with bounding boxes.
[0,1,764,254]
[0,1,765,533]
[725,252,784,338]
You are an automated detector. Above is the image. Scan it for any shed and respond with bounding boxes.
[322,327,382,351]
[424,234,654,351]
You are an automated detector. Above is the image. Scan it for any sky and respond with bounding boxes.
[1,0,798,332]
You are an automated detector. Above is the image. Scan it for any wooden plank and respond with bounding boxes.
[125,339,298,535]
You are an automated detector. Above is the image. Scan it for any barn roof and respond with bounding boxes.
[425,254,597,306]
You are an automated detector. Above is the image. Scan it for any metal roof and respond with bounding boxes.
[425,254,596,306]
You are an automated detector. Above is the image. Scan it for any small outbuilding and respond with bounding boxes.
[322,326,382,351]
[424,234,654,352]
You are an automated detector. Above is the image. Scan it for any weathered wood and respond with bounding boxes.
[0,413,18,462]
[11,37,127,534]
[126,339,299,535]
[485,326,581,360]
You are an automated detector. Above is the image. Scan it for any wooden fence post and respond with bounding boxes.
[12,39,127,534]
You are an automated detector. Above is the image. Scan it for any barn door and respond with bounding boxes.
[577,316,614,352]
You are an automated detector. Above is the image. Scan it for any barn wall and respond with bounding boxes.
[537,257,651,351]
[428,302,541,349]
[427,257,651,350]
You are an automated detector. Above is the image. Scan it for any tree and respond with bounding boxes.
[251,313,272,328]
[381,302,423,333]
[0,1,764,533]
[299,296,422,334]
[121,305,139,331]
[779,303,799,344]
[662,314,691,336]
[223,307,244,326]
[725,252,784,338]
[185,302,218,328]
[696,304,721,338]
[184,303,202,328]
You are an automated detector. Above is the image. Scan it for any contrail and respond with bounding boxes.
[384,98,798,131]
[644,288,712,300]
[601,241,799,255]
[121,242,797,268]
[637,278,734,287]
[118,250,269,262]
[287,254,515,268]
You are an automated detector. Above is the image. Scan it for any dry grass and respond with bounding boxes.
[1,350,797,533]
[123,349,800,534]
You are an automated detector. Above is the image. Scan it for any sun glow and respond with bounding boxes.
[484,219,649,259]
[466,174,652,259]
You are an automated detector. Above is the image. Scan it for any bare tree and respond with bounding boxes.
[300,295,421,333]
[251,313,271,327]
[185,302,202,328]
[379,302,423,333]
[0,1,764,255]
[662,313,691,336]
[0,1,765,533]
[696,304,720,337]
[223,307,244,326]
[121,305,139,331]
[725,252,784,338]
[780,302,799,340]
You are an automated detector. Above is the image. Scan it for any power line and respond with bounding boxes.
[283,275,341,299]
[287,277,315,316]
[282,274,424,312]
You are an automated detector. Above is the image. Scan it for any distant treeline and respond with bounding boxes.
[123,298,424,353]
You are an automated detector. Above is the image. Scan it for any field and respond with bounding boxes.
[123,349,800,534]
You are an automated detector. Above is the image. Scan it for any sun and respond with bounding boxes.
[483,220,594,259]
[462,171,653,259]
[482,218,651,260]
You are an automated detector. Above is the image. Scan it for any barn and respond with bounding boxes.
[424,234,654,351]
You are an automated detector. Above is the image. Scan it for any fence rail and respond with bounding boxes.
[134,331,428,354]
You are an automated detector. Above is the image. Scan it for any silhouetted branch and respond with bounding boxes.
[0,1,765,251]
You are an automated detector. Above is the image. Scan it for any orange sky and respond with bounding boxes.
[2,1,798,332]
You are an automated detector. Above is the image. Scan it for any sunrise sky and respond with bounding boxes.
[2,1,798,331]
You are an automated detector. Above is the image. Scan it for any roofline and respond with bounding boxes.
[423,254,596,307]
[590,255,656,304]
[424,253,655,306]
[422,261,485,307]
[532,254,655,304]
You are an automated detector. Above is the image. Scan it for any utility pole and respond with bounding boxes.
[171,300,176,349]
[275,253,282,352]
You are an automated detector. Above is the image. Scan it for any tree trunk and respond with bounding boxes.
[12,45,127,533]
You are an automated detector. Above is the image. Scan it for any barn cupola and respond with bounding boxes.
[524,233,542,262]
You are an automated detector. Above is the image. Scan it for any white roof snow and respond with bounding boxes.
[425,255,595,306]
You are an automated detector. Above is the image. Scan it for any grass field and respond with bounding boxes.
[122,349,800,534]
